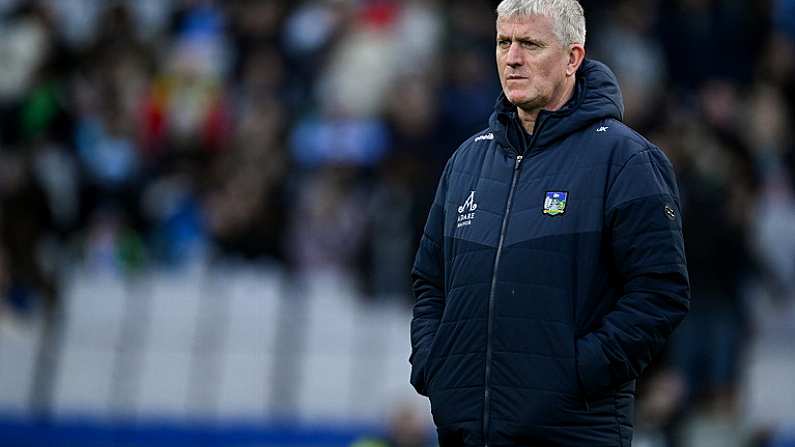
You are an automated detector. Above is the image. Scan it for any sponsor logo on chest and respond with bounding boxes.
[457,191,478,228]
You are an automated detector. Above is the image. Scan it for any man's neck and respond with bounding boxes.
[516,76,576,134]
[516,108,540,135]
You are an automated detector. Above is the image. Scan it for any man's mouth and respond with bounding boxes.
[506,74,527,80]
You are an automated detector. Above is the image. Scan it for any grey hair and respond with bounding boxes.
[496,0,586,45]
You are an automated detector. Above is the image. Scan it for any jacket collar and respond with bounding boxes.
[488,59,625,154]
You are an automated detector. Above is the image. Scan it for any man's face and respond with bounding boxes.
[496,14,571,111]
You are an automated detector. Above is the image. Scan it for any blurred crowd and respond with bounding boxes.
[0,0,794,446]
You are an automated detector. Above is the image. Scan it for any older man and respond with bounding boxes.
[409,0,690,445]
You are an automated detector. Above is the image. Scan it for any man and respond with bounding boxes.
[409,0,690,446]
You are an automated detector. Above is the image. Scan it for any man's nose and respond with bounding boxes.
[505,43,523,67]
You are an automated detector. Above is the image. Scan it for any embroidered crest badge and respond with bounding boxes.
[543,191,568,216]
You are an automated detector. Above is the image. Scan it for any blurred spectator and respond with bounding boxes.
[669,131,752,411]
[0,150,55,316]
[0,246,7,304]
[290,112,389,168]
[774,0,795,40]
[748,83,795,304]
[315,1,400,118]
[589,0,667,129]
[0,4,49,104]
[364,154,419,299]
[203,99,288,262]
[288,165,369,278]
[658,0,766,90]
[362,73,444,299]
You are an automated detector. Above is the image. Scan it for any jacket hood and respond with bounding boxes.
[489,59,624,152]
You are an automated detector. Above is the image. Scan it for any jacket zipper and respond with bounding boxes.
[526,113,592,412]
[483,154,523,446]
[525,114,593,413]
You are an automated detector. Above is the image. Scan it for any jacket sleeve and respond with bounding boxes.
[576,146,690,396]
[409,160,451,397]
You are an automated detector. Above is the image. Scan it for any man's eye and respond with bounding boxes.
[521,42,538,49]
[498,40,511,48]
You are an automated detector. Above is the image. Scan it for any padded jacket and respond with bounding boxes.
[409,59,690,447]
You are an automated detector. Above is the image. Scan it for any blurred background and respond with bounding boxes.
[0,0,793,446]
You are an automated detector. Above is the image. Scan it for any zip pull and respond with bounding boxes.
[515,155,523,169]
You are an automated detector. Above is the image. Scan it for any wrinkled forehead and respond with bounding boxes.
[495,13,557,40]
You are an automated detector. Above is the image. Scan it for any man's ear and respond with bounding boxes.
[566,44,586,76]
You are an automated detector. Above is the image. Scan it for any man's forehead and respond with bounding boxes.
[496,14,554,37]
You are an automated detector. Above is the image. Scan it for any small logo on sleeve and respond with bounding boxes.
[475,133,494,142]
[664,204,676,221]
[457,191,478,228]
[543,191,568,216]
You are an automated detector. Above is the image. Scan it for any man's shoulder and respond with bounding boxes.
[458,127,495,151]
[584,118,668,167]
[443,127,495,170]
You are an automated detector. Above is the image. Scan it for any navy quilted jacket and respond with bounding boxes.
[409,59,690,447]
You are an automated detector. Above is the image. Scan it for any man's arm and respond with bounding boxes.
[409,162,450,397]
[576,146,690,396]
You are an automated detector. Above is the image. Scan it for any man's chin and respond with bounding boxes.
[505,93,528,105]
[506,90,535,102]
[506,95,543,110]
